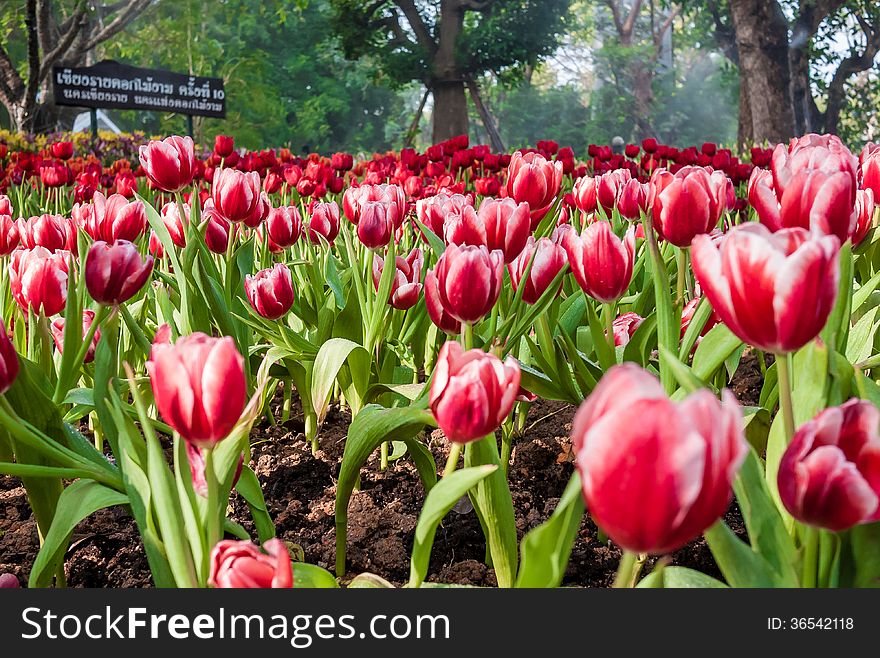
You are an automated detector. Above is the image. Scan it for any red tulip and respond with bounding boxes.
[429,341,521,444]
[211,168,261,223]
[778,399,880,531]
[611,312,645,347]
[213,135,235,158]
[372,248,423,310]
[853,188,875,246]
[573,364,746,554]
[115,170,138,197]
[0,319,18,396]
[474,176,500,196]
[50,141,74,160]
[147,333,246,447]
[0,214,19,256]
[425,244,503,325]
[17,214,77,253]
[266,206,302,249]
[51,310,101,363]
[138,136,196,192]
[201,199,235,254]
[0,194,11,215]
[571,176,597,215]
[859,142,880,199]
[596,169,631,215]
[357,200,396,249]
[160,201,188,248]
[652,166,728,247]
[692,223,839,354]
[40,162,70,187]
[307,201,340,245]
[642,138,658,154]
[9,246,69,316]
[680,296,720,341]
[76,191,147,243]
[505,151,563,227]
[85,240,154,306]
[245,263,295,320]
[416,192,473,238]
[508,235,567,304]
[562,221,635,303]
[424,274,462,335]
[331,152,353,171]
[443,204,486,248]
[242,191,272,228]
[617,178,649,220]
[477,197,530,263]
[209,538,293,589]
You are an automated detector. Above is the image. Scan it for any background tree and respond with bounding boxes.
[0,0,151,132]
[328,0,571,146]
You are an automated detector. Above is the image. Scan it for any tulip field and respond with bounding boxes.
[1,130,880,590]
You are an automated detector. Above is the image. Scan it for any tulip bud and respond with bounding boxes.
[147,333,246,447]
[571,176,597,214]
[188,442,244,498]
[50,141,74,160]
[214,135,235,158]
[611,312,645,347]
[138,136,196,192]
[477,197,530,263]
[158,202,188,248]
[9,246,69,316]
[429,341,521,444]
[209,538,293,588]
[85,240,154,306]
[573,364,746,554]
[0,194,11,215]
[201,199,235,254]
[505,151,563,227]
[853,188,875,246]
[617,178,649,220]
[692,223,840,354]
[373,248,423,310]
[307,201,340,245]
[778,399,880,531]
[211,168,262,223]
[357,200,397,249]
[652,166,728,247]
[563,221,635,303]
[425,244,503,325]
[245,263,295,320]
[0,319,19,395]
[508,235,567,304]
[17,214,77,253]
[266,206,302,248]
[51,310,101,363]
[596,170,631,215]
[0,573,19,588]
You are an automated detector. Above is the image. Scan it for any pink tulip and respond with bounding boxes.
[138,135,197,192]
[859,142,880,199]
[443,204,487,248]
[266,206,302,249]
[307,201,340,245]
[201,199,235,254]
[562,221,635,303]
[147,333,246,447]
[75,191,147,243]
[8,246,69,316]
[51,310,101,363]
[617,178,650,220]
[778,399,880,531]
[596,169,631,215]
[478,197,530,263]
[416,192,473,237]
[209,538,293,588]
[357,200,397,249]
[424,243,503,325]
[372,248,423,310]
[691,223,840,354]
[507,235,567,304]
[0,214,19,256]
[852,188,875,247]
[573,364,746,554]
[571,176,597,214]
[160,201,188,248]
[611,312,645,347]
[17,214,77,253]
[212,168,262,223]
[429,341,521,444]
[652,166,728,247]
[245,263,295,320]
[85,240,154,306]
[505,151,563,227]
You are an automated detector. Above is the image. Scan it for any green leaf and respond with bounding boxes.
[29,479,128,588]
[678,297,712,360]
[347,572,395,588]
[293,562,340,588]
[820,241,852,354]
[336,404,436,576]
[637,566,728,588]
[409,465,498,588]
[516,472,585,588]
[463,435,518,588]
[311,338,371,424]
[848,523,880,588]
[704,520,784,587]
[691,323,743,381]
[236,465,275,542]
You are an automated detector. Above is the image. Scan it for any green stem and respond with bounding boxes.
[380,440,389,471]
[603,301,617,356]
[676,248,688,307]
[776,352,796,442]
[500,427,513,476]
[641,213,678,394]
[802,526,819,588]
[461,322,474,351]
[613,550,639,588]
[443,442,462,477]
[204,446,221,552]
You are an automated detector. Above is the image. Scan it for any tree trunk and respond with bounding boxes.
[737,78,753,145]
[729,0,794,143]
[431,0,468,143]
[432,80,469,143]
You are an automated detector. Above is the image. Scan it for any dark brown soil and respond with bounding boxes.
[0,358,759,589]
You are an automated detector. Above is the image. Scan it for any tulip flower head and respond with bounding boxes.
[477,197,530,263]
[0,319,18,396]
[85,240,154,306]
[209,538,293,588]
[691,223,839,354]
[562,221,635,303]
[507,235,568,304]
[138,135,196,192]
[424,243,503,325]
[429,341,521,444]
[372,248,424,310]
[212,168,262,223]
[573,364,747,554]
[505,151,563,227]
[245,263,295,320]
[9,246,69,316]
[147,333,246,447]
[51,310,101,363]
[778,399,880,532]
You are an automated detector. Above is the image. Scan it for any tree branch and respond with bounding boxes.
[0,44,24,103]
[622,0,644,36]
[377,10,418,50]
[393,0,437,54]
[80,0,151,52]
[824,8,880,131]
[652,4,679,51]
[24,0,41,112]
[706,0,738,65]
[37,4,88,84]
[605,0,624,36]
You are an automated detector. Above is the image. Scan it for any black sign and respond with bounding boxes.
[52,60,225,118]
